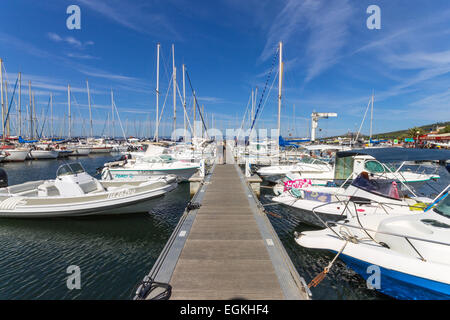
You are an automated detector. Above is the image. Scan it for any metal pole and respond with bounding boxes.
[68,84,71,139]
[172,44,176,140]
[87,80,93,138]
[18,72,21,137]
[28,81,32,138]
[183,64,186,142]
[50,93,53,138]
[155,43,160,142]
[0,58,3,139]
[277,41,283,139]
[111,89,115,139]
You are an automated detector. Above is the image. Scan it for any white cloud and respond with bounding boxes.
[46,32,94,48]
[260,0,353,83]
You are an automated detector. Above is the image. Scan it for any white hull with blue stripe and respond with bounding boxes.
[295,196,450,300]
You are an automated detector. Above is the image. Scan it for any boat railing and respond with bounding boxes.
[324,220,450,261]
[311,197,428,231]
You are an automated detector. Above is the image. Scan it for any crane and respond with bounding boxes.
[311,112,337,141]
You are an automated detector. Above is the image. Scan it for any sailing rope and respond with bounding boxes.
[307,240,348,288]
[249,47,279,135]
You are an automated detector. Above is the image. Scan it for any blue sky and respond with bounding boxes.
[1,0,449,138]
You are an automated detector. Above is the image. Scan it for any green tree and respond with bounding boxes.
[407,127,424,138]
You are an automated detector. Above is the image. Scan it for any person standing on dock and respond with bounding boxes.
[217,141,224,164]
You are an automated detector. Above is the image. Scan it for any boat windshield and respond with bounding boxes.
[434,194,450,218]
[352,172,401,200]
[299,157,327,165]
[142,155,175,163]
[56,163,85,177]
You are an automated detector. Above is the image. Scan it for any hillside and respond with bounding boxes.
[373,121,450,139]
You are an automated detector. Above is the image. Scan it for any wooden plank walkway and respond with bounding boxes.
[165,164,309,300]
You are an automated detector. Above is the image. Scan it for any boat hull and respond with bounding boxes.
[103,167,198,181]
[4,150,29,162]
[90,146,113,154]
[0,180,177,218]
[30,150,60,159]
[339,253,450,300]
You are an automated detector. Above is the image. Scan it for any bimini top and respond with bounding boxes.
[336,147,450,162]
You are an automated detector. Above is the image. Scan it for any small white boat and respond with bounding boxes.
[29,149,60,159]
[257,157,333,183]
[0,162,178,218]
[101,155,200,181]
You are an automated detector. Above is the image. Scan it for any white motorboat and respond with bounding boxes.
[260,152,440,187]
[257,157,333,183]
[295,186,450,300]
[0,162,177,218]
[272,172,432,227]
[101,154,200,181]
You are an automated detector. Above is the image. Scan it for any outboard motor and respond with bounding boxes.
[0,168,8,187]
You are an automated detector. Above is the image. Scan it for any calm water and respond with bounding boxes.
[0,154,190,299]
[0,156,448,299]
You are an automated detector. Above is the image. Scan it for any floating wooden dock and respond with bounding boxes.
[135,162,311,300]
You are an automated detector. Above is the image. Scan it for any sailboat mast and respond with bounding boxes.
[5,78,9,137]
[172,44,176,140]
[277,41,283,139]
[32,91,35,139]
[370,91,374,144]
[87,80,93,138]
[155,43,160,142]
[50,92,53,138]
[0,58,3,140]
[193,90,196,139]
[251,88,254,127]
[28,81,32,138]
[68,84,71,139]
[111,89,115,139]
[182,64,186,142]
[18,72,21,137]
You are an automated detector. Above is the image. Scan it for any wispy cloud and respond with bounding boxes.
[47,32,94,48]
[260,0,353,83]
[77,0,180,39]
[66,53,100,60]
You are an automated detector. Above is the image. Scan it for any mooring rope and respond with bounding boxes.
[307,240,348,288]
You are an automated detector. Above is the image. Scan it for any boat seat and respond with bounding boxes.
[37,182,61,197]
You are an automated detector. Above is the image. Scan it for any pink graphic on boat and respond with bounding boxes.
[284,179,312,191]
